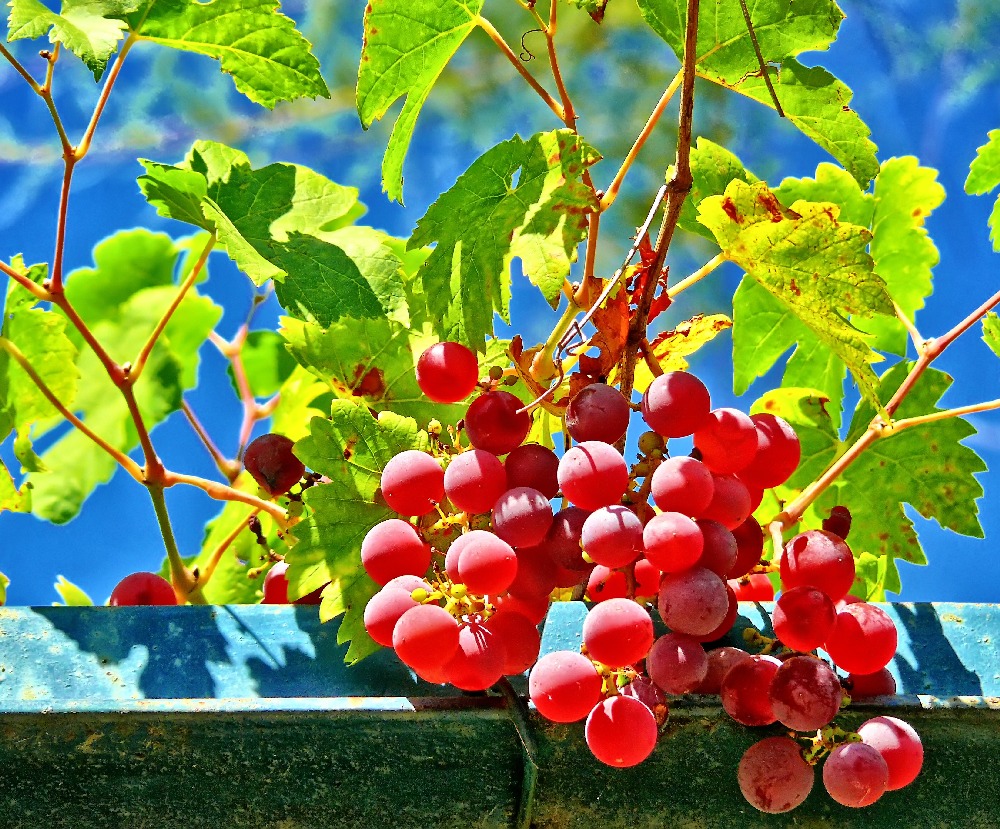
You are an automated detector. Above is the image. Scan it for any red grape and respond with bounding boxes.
[581,505,644,568]
[847,668,896,698]
[700,473,752,529]
[695,519,737,577]
[545,506,592,571]
[392,604,461,670]
[738,736,814,814]
[633,557,660,598]
[721,654,781,726]
[453,530,518,595]
[492,591,549,625]
[822,742,888,807]
[491,486,553,548]
[657,566,729,636]
[444,621,506,691]
[557,440,629,511]
[642,511,703,572]
[415,341,480,403]
[641,371,711,437]
[443,449,507,514]
[529,650,602,722]
[464,391,531,456]
[769,655,842,731]
[621,676,668,721]
[780,529,856,602]
[565,383,631,444]
[508,544,559,599]
[693,407,759,474]
[363,586,420,646]
[692,582,738,642]
[646,631,708,694]
[585,695,658,768]
[824,601,897,675]
[586,565,627,602]
[729,573,775,601]
[485,609,541,675]
[739,413,801,489]
[380,450,444,516]
[582,598,654,668]
[822,505,852,540]
[772,585,837,652]
[262,561,291,604]
[109,572,177,606]
[693,646,751,694]
[360,518,431,585]
[856,715,923,790]
[243,433,305,496]
[503,443,560,498]
[729,516,764,579]
[650,455,715,516]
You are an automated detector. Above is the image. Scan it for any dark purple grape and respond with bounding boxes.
[565,383,631,444]
[243,433,305,496]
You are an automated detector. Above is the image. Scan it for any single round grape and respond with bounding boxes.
[637,430,666,456]
[444,449,507,514]
[529,650,602,723]
[454,530,518,595]
[693,646,751,694]
[824,601,897,675]
[699,473,752,529]
[780,529,856,602]
[847,668,897,698]
[504,443,560,498]
[586,565,627,603]
[692,583,738,643]
[769,655,842,731]
[464,391,531,456]
[738,736,814,814]
[642,511,703,572]
[729,573,775,601]
[415,341,480,403]
[109,572,177,606]
[646,631,708,694]
[557,441,629,511]
[380,450,445,516]
[392,603,461,671]
[773,585,837,652]
[545,505,592,571]
[657,566,729,636]
[363,586,420,647]
[720,654,782,726]
[739,413,801,489]
[493,591,549,625]
[508,544,559,599]
[585,695,658,768]
[856,715,923,790]
[641,371,711,437]
[485,609,541,675]
[262,561,291,604]
[695,519,738,577]
[621,675,668,721]
[491,486,553,548]
[633,557,661,599]
[822,505,853,540]
[729,516,764,579]
[581,505,644,568]
[243,433,305,496]
[565,382,631,444]
[443,621,506,691]
[650,455,715,516]
[822,742,888,808]
[693,407,759,474]
[360,518,431,585]
[582,598,654,668]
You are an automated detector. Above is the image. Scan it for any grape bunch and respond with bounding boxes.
[354,341,921,805]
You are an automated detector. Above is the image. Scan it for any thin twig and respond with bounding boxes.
[182,400,239,482]
[0,42,41,90]
[894,300,925,353]
[0,259,52,302]
[738,0,784,116]
[199,508,261,588]
[76,32,138,159]
[667,252,726,298]
[165,470,289,524]
[148,485,203,604]
[545,0,576,129]
[890,399,1000,432]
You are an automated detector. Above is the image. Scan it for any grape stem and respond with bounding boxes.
[0,258,53,302]
[894,301,925,352]
[888,399,1000,432]
[667,253,726,299]
[199,508,262,590]
[165,470,290,524]
[148,484,205,604]
[181,400,241,482]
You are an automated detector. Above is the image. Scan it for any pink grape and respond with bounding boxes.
[581,505,644,568]
[380,450,444,516]
[444,621,506,691]
[464,391,531,456]
[443,449,507,514]
[566,382,631,444]
[493,592,549,625]
[529,650,602,723]
[721,654,781,726]
[585,695,658,768]
[824,601,897,675]
[856,715,923,790]
[657,566,729,636]
[545,506,592,571]
[491,486,553,548]
[582,598,654,668]
[109,572,177,606]
[363,586,420,646]
[641,371,711,437]
[392,604,461,671]
[738,736,814,814]
[650,455,715,516]
[780,529,856,602]
[729,573,775,601]
[454,530,518,595]
[646,632,708,694]
[693,646,751,694]
[415,341,480,403]
[557,440,629,511]
[847,668,896,698]
[586,566,627,602]
[692,582,738,643]
[822,743,888,808]
[504,443,560,498]
[642,511,703,572]
[485,609,541,675]
[633,557,661,598]
[621,676,668,720]
[739,413,801,489]
[693,407,759,474]
[360,519,431,585]
[773,585,837,652]
[508,544,559,599]
[769,655,842,731]
[700,473,752,529]
[695,519,737,577]
[729,516,764,579]
[262,562,325,604]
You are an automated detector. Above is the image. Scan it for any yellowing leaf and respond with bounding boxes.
[630,314,732,394]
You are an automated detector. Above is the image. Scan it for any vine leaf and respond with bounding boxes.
[127,0,328,108]
[357,0,485,203]
[985,312,1000,359]
[6,0,139,80]
[53,575,94,606]
[289,401,430,664]
[628,314,732,395]
[965,128,1000,250]
[637,0,878,186]
[699,179,893,410]
[410,130,600,351]
[566,0,608,23]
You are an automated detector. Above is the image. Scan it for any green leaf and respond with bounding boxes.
[357,0,485,202]
[701,179,892,409]
[126,0,328,108]
[984,312,1000,359]
[319,571,383,665]
[637,0,878,185]
[287,402,430,662]
[228,330,298,400]
[678,138,760,242]
[7,0,138,80]
[965,129,1000,250]
[53,575,94,606]
[0,457,30,514]
[0,571,8,605]
[565,0,608,22]
[410,130,600,350]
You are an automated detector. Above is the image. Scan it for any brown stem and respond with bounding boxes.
[182,400,240,482]
[49,157,76,294]
[737,0,783,116]
[575,209,602,307]
[545,0,576,129]
[164,470,289,524]
[0,42,41,90]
